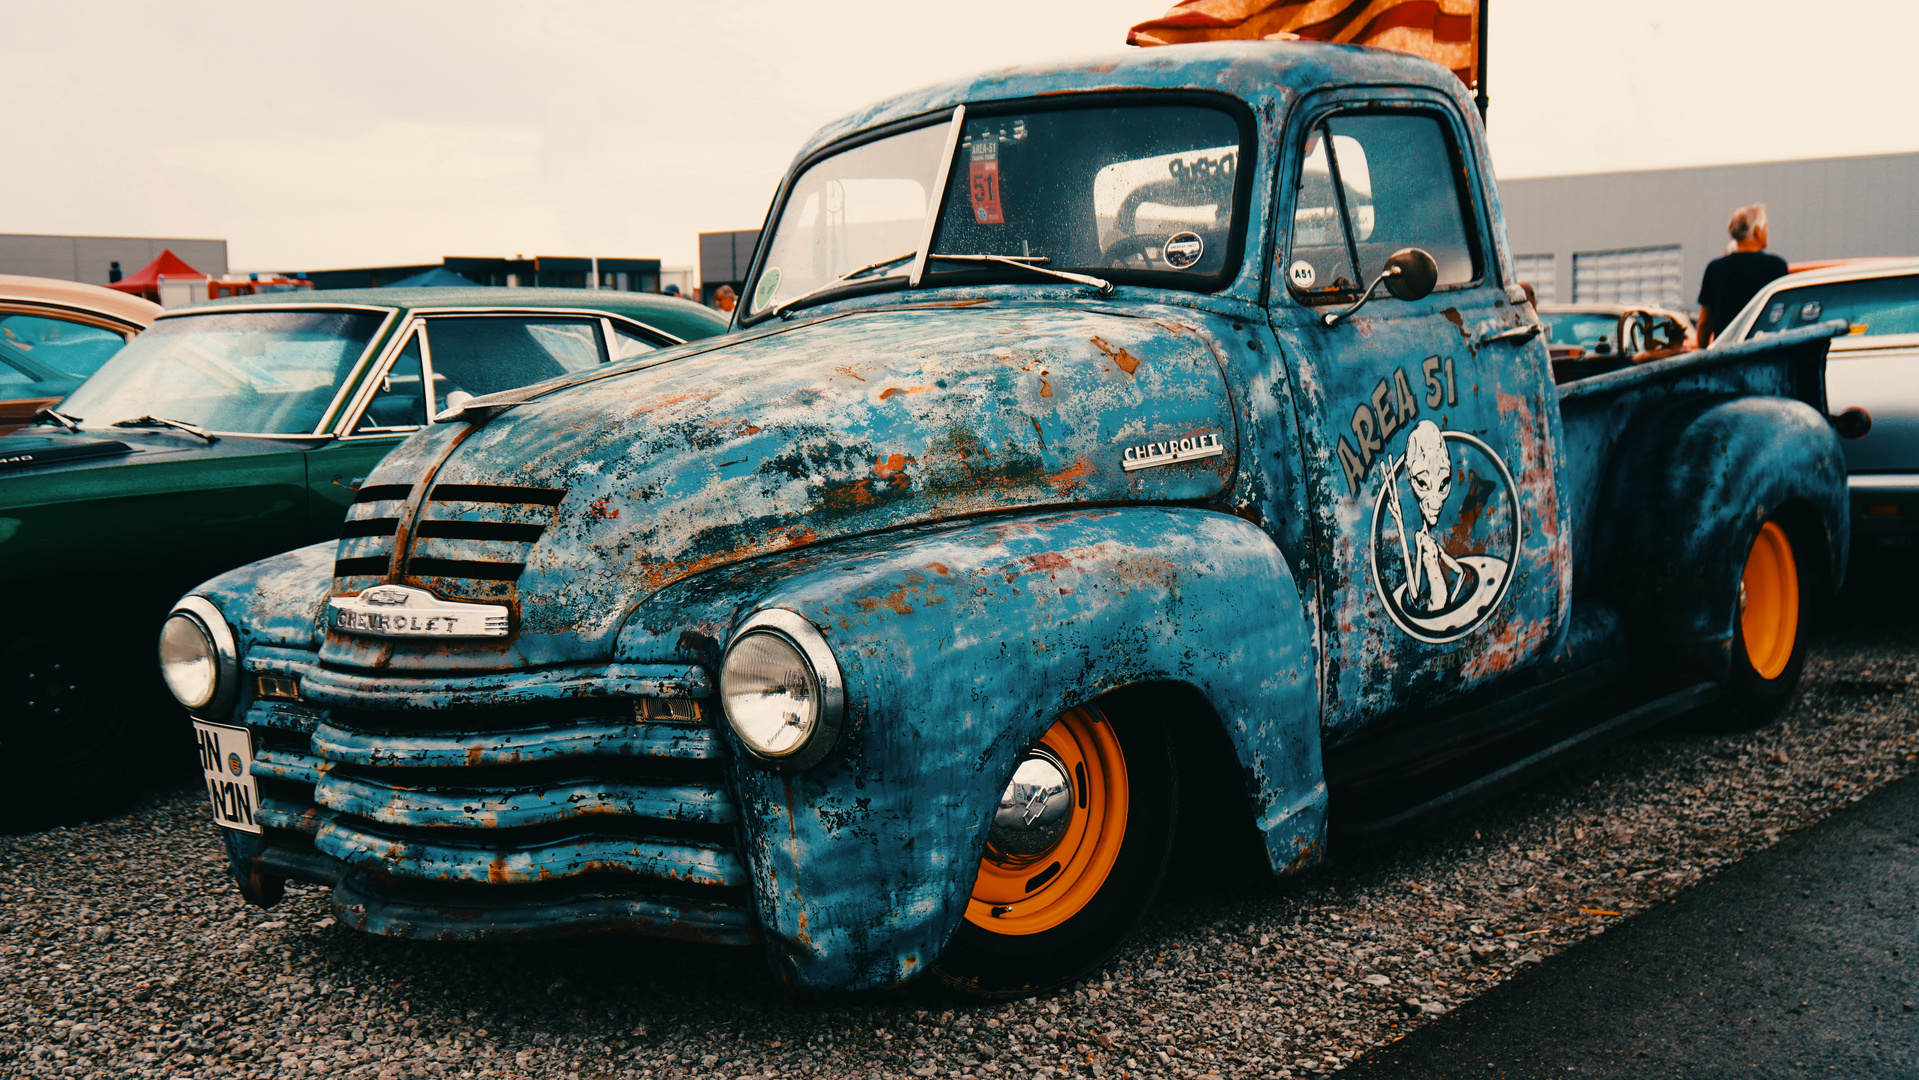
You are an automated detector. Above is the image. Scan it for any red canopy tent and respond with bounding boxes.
[106,249,209,303]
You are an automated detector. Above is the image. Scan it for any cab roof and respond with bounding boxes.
[795,40,1470,163]
[170,286,731,341]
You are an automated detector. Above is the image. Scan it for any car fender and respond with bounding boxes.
[181,539,335,653]
[1594,395,1846,676]
[624,505,1323,991]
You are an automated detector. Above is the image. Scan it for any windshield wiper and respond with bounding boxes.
[110,415,219,444]
[926,253,1113,296]
[31,407,83,433]
[771,250,920,319]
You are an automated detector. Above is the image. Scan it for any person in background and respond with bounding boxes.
[714,285,738,315]
[1696,204,1787,347]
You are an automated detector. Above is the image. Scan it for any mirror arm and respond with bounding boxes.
[1321,265,1402,328]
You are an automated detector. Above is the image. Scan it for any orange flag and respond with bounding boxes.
[1127,0,1479,88]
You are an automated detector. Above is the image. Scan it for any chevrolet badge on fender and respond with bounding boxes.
[1122,432,1225,471]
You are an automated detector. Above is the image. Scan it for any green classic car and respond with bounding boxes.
[1,287,728,822]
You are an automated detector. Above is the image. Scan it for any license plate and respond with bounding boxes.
[193,719,262,834]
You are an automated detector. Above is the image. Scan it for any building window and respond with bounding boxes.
[1512,254,1556,304]
[1573,245,1683,309]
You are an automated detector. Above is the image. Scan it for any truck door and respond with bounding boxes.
[1265,95,1567,743]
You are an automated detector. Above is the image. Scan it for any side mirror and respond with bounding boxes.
[1381,248,1438,302]
[1322,247,1439,327]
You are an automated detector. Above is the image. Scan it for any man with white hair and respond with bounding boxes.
[1696,203,1788,346]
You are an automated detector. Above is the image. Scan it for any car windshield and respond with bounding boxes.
[1540,311,1620,351]
[745,101,1247,318]
[1743,275,1919,340]
[59,309,385,433]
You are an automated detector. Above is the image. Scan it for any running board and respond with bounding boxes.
[1333,681,1722,842]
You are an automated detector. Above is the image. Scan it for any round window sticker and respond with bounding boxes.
[1162,231,1205,270]
[1799,300,1823,322]
[1289,260,1316,289]
[752,268,781,312]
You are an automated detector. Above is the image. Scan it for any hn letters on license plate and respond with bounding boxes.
[193,720,261,834]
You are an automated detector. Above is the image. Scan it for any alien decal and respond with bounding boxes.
[1369,419,1519,644]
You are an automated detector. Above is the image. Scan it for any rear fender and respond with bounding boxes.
[1594,396,1846,676]
[623,506,1323,991]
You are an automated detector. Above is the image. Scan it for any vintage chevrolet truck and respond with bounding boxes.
[161,42,1854,997]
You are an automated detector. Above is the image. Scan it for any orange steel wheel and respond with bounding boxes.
[1739,521,1799,681]
[965,707,1129,936]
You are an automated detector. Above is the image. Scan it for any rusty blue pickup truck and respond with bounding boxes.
[160,42,1854,997]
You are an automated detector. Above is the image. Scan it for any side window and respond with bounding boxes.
[354,331,426,433]
[611,325,662,362]
[421,317,608,409]
[1287,111,1479,301]
[0,314,131,378]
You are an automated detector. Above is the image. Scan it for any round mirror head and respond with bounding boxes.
[1382,248,1439,302]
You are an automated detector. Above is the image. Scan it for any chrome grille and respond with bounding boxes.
[228,652,752,944]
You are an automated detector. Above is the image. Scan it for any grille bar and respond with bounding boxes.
[404,557,525,581]
[339,517,400,539]
[315,815,747,888]
[316,770,736,830]
[352,484,413,503]
[416,519,545,542]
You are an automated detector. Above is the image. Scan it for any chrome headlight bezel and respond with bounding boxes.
[159,596,240,717]
[718,608,845,770]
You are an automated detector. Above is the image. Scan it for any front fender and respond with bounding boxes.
[183,540,335,654]
[1595,395,1846,676]
[624,506,1322,991]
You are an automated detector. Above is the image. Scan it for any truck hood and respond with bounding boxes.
[326,304,1239,670]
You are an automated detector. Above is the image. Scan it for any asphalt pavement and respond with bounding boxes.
[1346,557,1919,1080]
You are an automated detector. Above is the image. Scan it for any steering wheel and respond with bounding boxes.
[1100,234,1162,270]
[1623,315,1649,357]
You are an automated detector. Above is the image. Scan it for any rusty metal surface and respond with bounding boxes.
[173,41,1852,993]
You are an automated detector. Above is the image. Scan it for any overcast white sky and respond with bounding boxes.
[5,1,1912,273]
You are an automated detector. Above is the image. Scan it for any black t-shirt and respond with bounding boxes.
[1698,250,1789,338]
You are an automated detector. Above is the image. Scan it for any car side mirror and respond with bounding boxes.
[1322,247,1439,327]
[1381,248,1438,302]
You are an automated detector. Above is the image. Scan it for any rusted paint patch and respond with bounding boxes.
[1089,335,1141,374]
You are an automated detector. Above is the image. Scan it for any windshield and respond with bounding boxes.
[1742,275,1919,341]
[1539,310,1620,352]
[745,100,1248,318]
[59,309,385,433]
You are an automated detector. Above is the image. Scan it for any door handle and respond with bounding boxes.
[1477,323,1543,346]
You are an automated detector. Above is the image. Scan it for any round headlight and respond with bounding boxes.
[159,613,218,709]
[158,596,239,715]
[718,609,844,768]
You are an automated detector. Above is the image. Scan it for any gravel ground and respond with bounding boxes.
[5,583,1916,1080]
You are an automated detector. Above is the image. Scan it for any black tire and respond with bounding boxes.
[934,699,1177,998]
[1708,517,1813,731]
[0,624,179,829]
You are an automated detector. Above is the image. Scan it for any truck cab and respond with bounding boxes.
[161,42,1848,998]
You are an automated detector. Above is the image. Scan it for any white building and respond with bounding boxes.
[1500,151,1919,312]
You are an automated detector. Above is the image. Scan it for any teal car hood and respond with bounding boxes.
[326,304,1240,671]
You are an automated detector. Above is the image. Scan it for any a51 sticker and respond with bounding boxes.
[1289,260,1316,288]
[969,141,1004,225]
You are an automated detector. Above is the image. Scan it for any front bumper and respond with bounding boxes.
[1850,473,1919,547]
[223,646,756,946]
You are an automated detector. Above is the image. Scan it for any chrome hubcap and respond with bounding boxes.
[987,747,1074,865]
